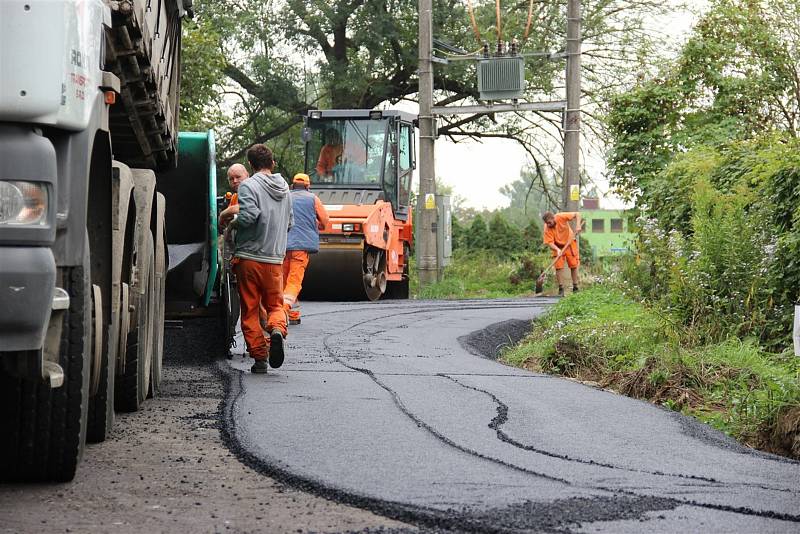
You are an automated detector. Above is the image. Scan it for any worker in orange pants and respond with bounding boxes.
[230,144,293,373]
[542,210,583,297]
[283,173,329,324]
[235,259,286,360]
[283,251,309,324]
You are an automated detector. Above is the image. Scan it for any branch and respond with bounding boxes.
[219,115,304,167]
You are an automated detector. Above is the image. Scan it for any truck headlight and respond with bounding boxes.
[0,181,48,226]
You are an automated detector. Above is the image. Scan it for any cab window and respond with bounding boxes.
[398,123,413,208]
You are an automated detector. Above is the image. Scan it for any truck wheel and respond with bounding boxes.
[87,283,115,443]
[115,232,155,412]
[149,224,166,398]
[0,243,92,482]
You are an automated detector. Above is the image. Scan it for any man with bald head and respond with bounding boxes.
[219,163,251,358]
[219,163,249,228]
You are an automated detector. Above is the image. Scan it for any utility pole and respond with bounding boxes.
[563,0,582,212]
[417,0,438,285]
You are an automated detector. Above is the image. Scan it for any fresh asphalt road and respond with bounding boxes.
[225,299,800,533]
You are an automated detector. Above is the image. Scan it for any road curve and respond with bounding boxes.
[224,299,800,533]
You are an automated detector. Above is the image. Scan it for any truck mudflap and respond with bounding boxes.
[0,247,56,351]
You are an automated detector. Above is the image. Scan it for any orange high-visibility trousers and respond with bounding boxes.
[282,250,309,320]
[235,259,287,360]
[552,240,580,270]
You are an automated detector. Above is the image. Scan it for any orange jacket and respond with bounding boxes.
[543,212,577,247]
[316,144,343,176]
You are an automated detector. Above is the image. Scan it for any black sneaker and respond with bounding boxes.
[558,286,565,297]
[251,359,268,374]
[573,286,579,293]
[269,330,285,368]
[289,318,301,326]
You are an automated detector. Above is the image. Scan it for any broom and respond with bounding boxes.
[534,232,580,295]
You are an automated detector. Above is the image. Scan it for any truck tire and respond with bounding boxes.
[0,244,92,482]
[149,224,166,398]
[87,289,115,443]
[115,232,155,413]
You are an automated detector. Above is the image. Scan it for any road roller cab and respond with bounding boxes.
[301,109,416,300]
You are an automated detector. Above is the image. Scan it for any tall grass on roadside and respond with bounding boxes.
[503,286,800,458]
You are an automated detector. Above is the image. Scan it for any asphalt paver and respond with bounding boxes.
[227,299,800,533]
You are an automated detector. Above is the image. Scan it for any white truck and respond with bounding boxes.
[0,0,190,481]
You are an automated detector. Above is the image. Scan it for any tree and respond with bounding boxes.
[464,214,490,250]
[179,19,227,131]
[487,212,525,256]
[607,0,800,206]
[498,164,561,227]
[189,0,673,180]
[451,214,466,250]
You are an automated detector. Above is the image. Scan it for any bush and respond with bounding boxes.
[625,137,800,348]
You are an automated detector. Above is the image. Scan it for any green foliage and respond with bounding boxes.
[607,0,800,204]
[503,287,800,456]
[464,214,490,251]
[451,215,466,251]
[180,20,226,131]
[412,250,539,300]
[487,213,526,257]
[606,1,800,350]
[621,137,800,348]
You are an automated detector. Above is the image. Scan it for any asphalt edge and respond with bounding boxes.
[458,314,798,465]
[214,359,505,534]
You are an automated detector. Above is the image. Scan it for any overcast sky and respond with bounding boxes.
[428,4,706,211]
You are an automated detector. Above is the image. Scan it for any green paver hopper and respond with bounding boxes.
[156,131,219,315]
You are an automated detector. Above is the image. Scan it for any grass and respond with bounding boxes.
[410,248,603,300]
[502,286,800,459]
[411,250,546,300]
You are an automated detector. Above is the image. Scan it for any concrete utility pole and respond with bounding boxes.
[417,0,439,285]
[564,0,582,211]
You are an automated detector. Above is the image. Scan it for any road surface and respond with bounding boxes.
[0,317,409,534]
[227,298,800,533]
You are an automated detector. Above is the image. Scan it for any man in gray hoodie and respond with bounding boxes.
[232,144,293,374]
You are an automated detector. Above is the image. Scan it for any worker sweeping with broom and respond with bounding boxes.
[541,211,583,297]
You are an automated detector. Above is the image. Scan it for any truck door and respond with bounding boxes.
[396,122,415,220]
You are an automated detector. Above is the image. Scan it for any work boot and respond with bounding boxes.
[573,285,579,293]
[269,330,285,368]
[558,286,565,297]
[289,318,301,326]
[250,359,268,374]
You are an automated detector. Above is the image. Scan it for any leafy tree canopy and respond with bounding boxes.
[182,0,671,187]
[607,0,800,204]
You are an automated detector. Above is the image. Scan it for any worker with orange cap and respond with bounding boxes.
[283,173,329,324]
[542,210,583,296]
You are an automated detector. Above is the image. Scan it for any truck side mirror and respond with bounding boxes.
[301,127,313,143]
